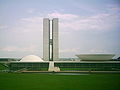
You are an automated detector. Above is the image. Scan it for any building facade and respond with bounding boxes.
[43,18,59,61]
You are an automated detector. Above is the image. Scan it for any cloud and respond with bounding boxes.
[0,25,8,30]
[0,45,37,52]
[27,8,35,13]
[59,13,119,31]
[89,49,107,53]
[12,6,119,34]
[107,4,120,11]
[48,12,79,20]
[47,9,119,32]
[60,48,80,53]
[11,16,43,33]
[20,16,43,23]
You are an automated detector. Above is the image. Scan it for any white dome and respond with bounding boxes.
[20,55,43,62]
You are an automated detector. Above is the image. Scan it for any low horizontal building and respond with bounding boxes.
[9,55,120,72]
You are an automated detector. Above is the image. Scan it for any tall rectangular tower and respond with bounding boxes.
[52,18,59,61]
[43,18,59,61]
[43,18,50,61]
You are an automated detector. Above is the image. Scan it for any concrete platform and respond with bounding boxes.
[20,71,120,74]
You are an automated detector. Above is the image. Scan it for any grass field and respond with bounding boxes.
[0,73,120,90]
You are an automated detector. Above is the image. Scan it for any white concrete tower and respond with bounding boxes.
[43,18,50,61]
[43,18,59,61]
[52,18,59,61]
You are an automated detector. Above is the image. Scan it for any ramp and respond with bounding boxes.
[48,61,60,72]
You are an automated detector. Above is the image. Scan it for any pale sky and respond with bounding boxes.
[0,0,120,58]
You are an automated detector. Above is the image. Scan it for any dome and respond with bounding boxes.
[20,55,43,62]
[76,54,115,61]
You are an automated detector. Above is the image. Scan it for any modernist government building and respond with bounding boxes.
[9,18,120,72]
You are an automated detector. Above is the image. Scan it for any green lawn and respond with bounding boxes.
[0,73,120,90]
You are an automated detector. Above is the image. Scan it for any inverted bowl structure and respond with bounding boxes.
[76,54,115,61]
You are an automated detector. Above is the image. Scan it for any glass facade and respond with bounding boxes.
[9,62,120,71]
[9,62,49,71]
[54,62,120,71]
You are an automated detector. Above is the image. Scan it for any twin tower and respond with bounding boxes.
[43,18,59,61]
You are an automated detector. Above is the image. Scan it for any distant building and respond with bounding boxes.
[9,18,120,72]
